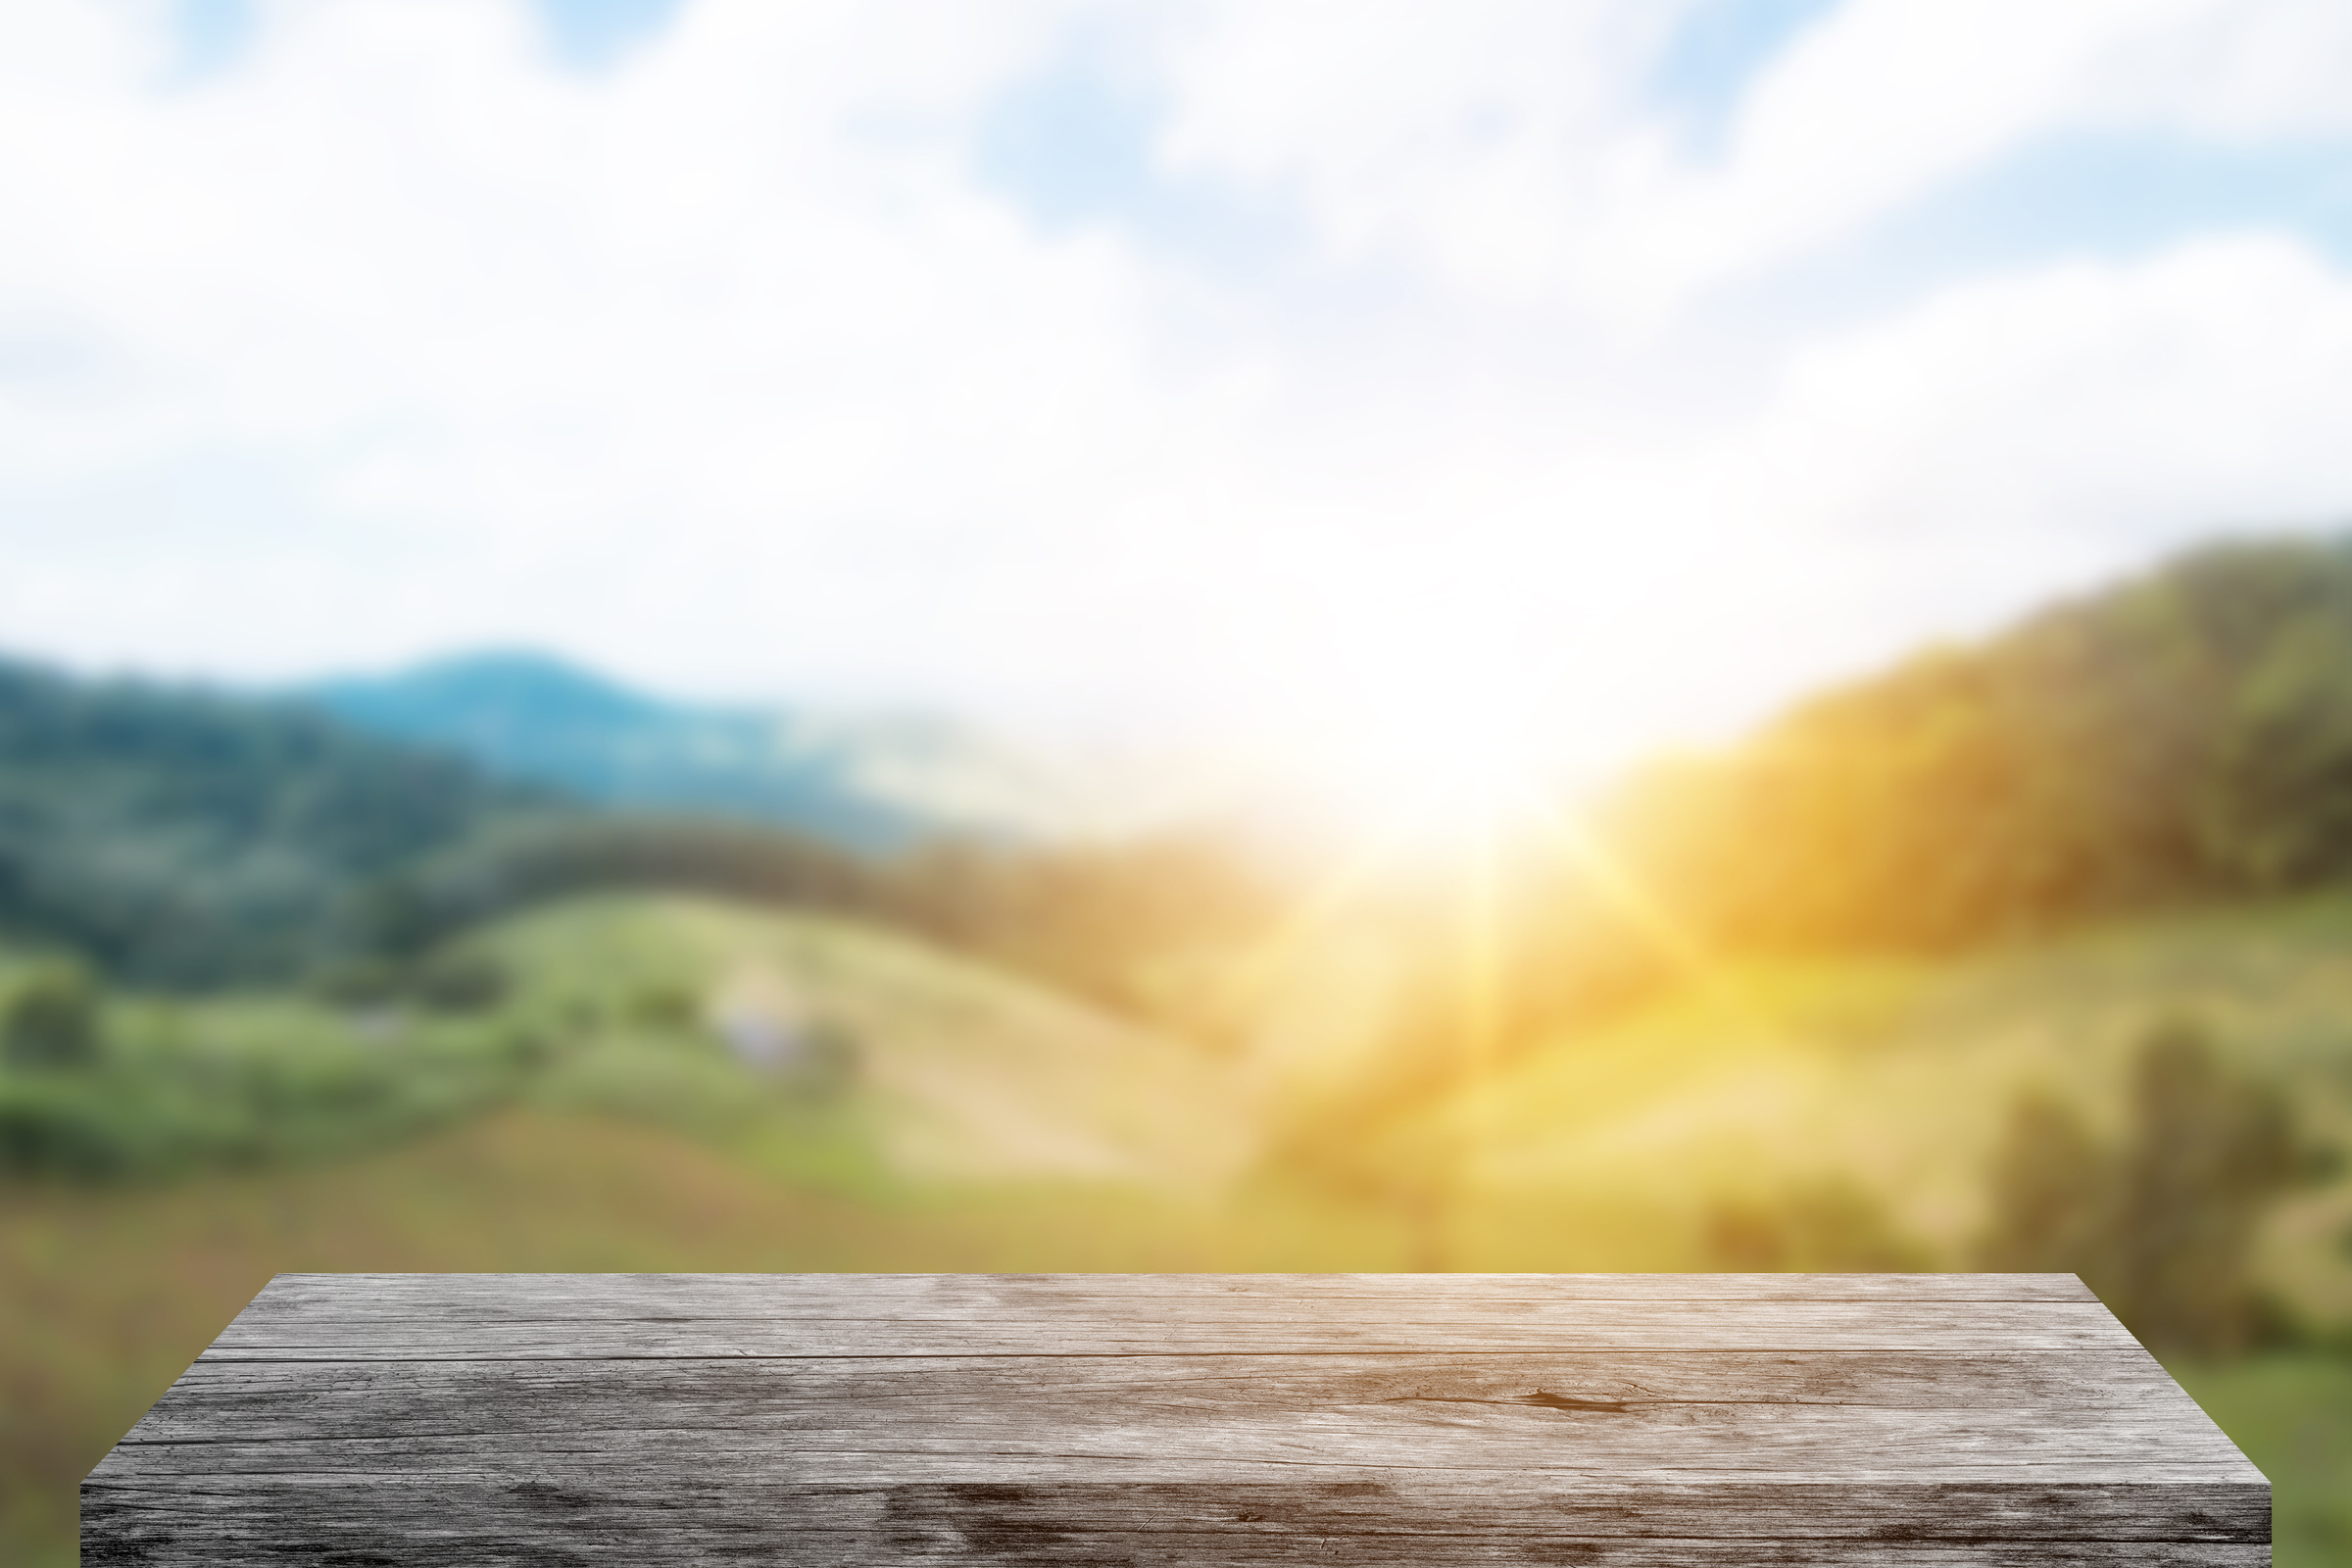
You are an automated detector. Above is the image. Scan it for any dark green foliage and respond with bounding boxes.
[361,818,1278,1030]
[1977,1018,2314,1353]
[0,652,1278,1024]
[0,1009,529,1180]
[312,957,409,1007]
[0,1075,137,1176]
[1608,535,2352,956]
[1978,1086,2107,1271]
[357,814,896,957]
[0,658,546,985]
[308,951,513,1012]
[882,834,1279,1028]
[411,951,511,1012]
[2106,1020,2312,1350]
[626,981,698,1030]
[1,958,101,1070]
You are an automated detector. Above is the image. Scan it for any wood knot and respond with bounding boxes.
[1522,1391,1630,1414]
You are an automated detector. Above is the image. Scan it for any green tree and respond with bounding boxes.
[1976,1018,2307,1353]
[2105,1020,2303,1351]
[1598,535,2352,969]
[0,958,102,1070]
[1977,1087,2107,1274]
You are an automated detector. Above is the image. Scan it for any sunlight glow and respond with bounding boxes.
[1319,694,1555,856]
[1248,560,1582,860]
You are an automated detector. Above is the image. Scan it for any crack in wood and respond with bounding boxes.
[1388,1391,1636,1415]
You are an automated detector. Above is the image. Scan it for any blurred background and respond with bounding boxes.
[8,0,2352,1561]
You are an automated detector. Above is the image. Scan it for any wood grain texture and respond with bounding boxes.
[81,1273,2270,1565]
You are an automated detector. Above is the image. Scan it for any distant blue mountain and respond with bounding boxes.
[306,652,965,851]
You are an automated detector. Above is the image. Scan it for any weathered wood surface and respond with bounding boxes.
[83,1273,2269,1565]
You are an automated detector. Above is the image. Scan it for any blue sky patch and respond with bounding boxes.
[1860,130,2352,288]
[1649,0,1844,156]
[165,0,253,80]
[535,0,686,72]
[975,54,1158,230]
[974,46,1299,279]
[1698,127,2352,352]
[165,0,689,78]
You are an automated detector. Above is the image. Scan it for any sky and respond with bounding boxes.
[6,0,2352,788]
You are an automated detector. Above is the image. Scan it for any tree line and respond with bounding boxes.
[1601,534,2352,957]
[0,656,1275,1024]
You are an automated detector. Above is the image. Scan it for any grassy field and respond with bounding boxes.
[0,894,1304,1562]
[2170,1357,2352,1568]
[20,1108,2342,1568]
[0,1105,1422,1566]
[477,895,1252,1190]
[1412,891,2352,1311]
[10,889,2352,1562]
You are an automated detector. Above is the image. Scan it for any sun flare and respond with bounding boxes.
[1317,700,1555,854]
[1262,639,1575,860]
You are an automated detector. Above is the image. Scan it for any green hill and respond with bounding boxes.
[0,649,1266,1027]
[1377,892,2352,1327]
[307,651,938,850]
[1608,533,2352,956]
[16,539,2352,1562]
[0,657,541,983]
[0,889,1253,1191]
[471,895,1252,1190]
[1,890,1280,1560]
[13,899,2352,1562]
[0,654,871,987]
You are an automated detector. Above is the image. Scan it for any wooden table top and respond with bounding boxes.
[83,1272,2268,1565]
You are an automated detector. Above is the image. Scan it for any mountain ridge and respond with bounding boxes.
[305,651,1030,852]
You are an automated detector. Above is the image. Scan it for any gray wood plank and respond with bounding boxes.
[205,1278,2142,1358]
[82,1273,2271,1566]
[128,1347,2224,1433]
[240,1271,2103,1311]
[104,1361,2255,1481]
[80,1468,2272,1546]
[85,1409,2261,1484]
[80,1491,2278,1568]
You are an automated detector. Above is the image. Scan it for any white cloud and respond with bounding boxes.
[1152,0,1663,296]
[1,0,2351,782]
[2083,0,2352,139]
[1613,0,2352,302]
[1747,235,2352,549]
[1151,0,2352,311]
[0,0,1191,688]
